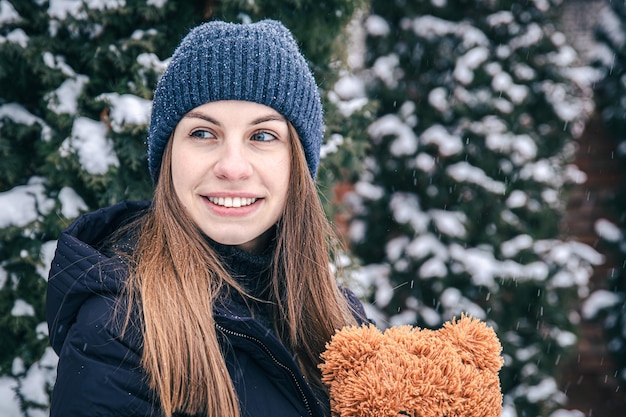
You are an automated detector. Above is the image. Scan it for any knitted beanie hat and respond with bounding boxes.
[147,19,324,183]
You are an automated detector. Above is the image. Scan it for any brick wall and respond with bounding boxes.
[561,114,625,416]
[559,1,626,415]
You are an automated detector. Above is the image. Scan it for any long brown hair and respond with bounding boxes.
[121,123,357,417]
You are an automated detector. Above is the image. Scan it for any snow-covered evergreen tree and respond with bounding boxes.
[0,0,366,414]
[590,0,626,399]
[347,1,599,415]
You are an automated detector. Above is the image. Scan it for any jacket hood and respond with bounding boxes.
[46,200,150,354]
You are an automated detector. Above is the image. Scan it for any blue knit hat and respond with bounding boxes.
[147,19,324,183]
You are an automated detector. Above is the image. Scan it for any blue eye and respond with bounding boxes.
[251,131,277,142]
[190,130,214,139]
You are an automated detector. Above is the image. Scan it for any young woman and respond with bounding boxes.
[46,20,368,417]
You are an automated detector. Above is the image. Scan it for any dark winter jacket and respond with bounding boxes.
[46,200,369,417]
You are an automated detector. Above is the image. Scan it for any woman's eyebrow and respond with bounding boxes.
[184,112,220,125]
[251,114,287,125]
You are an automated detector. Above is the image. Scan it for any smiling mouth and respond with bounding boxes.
[207,196,258,208]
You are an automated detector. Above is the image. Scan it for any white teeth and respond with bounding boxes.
[208,196,257,208]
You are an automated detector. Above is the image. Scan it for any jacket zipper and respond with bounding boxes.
[215,323,314,417]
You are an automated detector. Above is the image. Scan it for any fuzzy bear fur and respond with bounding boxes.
[319,315,504,417]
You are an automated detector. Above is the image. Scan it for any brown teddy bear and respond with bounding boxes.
[319,314,504,417]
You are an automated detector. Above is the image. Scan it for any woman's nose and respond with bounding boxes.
[213,141,253,180]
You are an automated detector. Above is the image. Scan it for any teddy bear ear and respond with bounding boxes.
[382,325,416,343]
[319,324,385,384]
[439,314,504,374]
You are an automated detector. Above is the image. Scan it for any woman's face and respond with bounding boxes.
[170,100,291,253]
